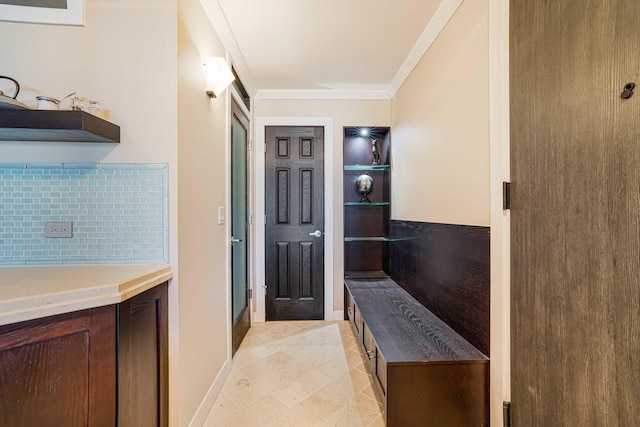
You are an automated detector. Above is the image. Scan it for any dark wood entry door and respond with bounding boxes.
[511,1,640,425]
[265,126,324,320]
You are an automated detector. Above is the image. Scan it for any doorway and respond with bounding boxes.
[231,99,250,355]
[264,126,325,320]
[254,117,335,323]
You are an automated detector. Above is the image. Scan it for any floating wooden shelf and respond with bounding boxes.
[0,110,120,143]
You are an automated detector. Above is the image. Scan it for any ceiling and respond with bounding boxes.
[203,0,462,99]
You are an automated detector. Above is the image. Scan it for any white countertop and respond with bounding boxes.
[0,264,173,326]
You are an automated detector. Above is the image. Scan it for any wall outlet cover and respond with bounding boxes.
[45,221,73,238]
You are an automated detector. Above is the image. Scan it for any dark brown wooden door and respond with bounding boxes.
[265,126,324,320]
[511,1,640,425]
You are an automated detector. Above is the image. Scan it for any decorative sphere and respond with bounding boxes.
[355,174,374,196]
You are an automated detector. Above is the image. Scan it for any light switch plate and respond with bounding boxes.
[218,207,225,225]
[45,221,73,238]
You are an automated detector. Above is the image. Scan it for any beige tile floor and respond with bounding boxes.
[203,321,385,427]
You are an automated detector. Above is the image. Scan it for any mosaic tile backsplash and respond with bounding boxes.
[0,163,168,265]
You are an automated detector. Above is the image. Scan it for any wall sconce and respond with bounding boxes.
[202,57,235,98]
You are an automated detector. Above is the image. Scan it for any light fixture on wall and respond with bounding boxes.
[202,57,235,98]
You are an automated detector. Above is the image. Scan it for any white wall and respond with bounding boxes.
[391,0,490,227]
[177,0,232,424]
[253,99,391,312]
[0,0,181,423]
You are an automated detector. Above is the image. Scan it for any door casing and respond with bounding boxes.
[254,116,335,322]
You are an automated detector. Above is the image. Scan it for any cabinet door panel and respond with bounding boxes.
[118,282,168,427]
[0,307,116,427]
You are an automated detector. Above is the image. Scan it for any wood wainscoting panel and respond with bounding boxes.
[388,220,490,356]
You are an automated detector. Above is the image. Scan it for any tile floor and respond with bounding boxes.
[203,321,385,427]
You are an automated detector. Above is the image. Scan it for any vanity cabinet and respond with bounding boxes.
[0,282,168,427]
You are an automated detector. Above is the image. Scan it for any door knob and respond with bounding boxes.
[230,237,242,244]
[308,230,322,238]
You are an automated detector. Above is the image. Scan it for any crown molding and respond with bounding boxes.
[200,0,258,97]
[254,89,391,101]
[388,0,464,97]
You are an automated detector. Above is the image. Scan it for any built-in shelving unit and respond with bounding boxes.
[0,110,120,143]
[343,126,391,272]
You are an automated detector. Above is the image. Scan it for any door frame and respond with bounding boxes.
[489,0,511,425]
[254,116,334,322]
[230,96,251,354]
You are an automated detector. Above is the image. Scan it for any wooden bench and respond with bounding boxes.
[345,277,488,427]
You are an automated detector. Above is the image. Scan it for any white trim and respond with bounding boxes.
[254,89,390,101]
[254,116,334,323]
[230,87,251,120]
[223,59,234,362]
[388,0,463,97]
[200,0,257,97]
[187,357,232,427]
[489,0,510,425]
[0,0,84,26]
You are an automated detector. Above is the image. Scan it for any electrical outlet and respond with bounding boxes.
[45,221,73,238]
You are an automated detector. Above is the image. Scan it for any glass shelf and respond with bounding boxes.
[344,202,390,206]
[344,270,389,279]
[344,164,390,171]
[344,236,415,242]
[344,236,389,242]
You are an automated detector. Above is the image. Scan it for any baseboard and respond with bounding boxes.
[188,357,232,427]
[332,310,344,321]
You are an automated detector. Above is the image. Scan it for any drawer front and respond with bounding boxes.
[363,322,374,357]
[375,346,387,394]
[346,289,354,322]
[353,304,362,335]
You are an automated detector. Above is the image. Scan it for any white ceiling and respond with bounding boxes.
[202,0,463,99]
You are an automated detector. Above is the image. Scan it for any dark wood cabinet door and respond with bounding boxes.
[118,282,168,427]
[0,306,116,427]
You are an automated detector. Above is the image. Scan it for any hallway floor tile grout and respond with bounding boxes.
[203,320,385,427]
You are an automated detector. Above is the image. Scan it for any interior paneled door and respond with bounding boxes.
[231,100,250,355]
[265,126,324,320]
[511,1,640,425]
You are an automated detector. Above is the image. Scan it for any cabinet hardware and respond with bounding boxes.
[503,181,511,210]
[621,82,636,100]
[503,401,511,427]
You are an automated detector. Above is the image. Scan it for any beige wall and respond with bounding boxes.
[254,99,391,311]
[177,0,231,424]
[0,0,178,165]
[391,0,490,226]
[0,1,184,424]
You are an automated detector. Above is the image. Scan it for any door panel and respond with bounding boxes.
[231,100,250,355]
[265,126,324,320]
[511,1,640,425]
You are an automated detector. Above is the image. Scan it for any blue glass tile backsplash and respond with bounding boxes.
[0,163,168,265]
